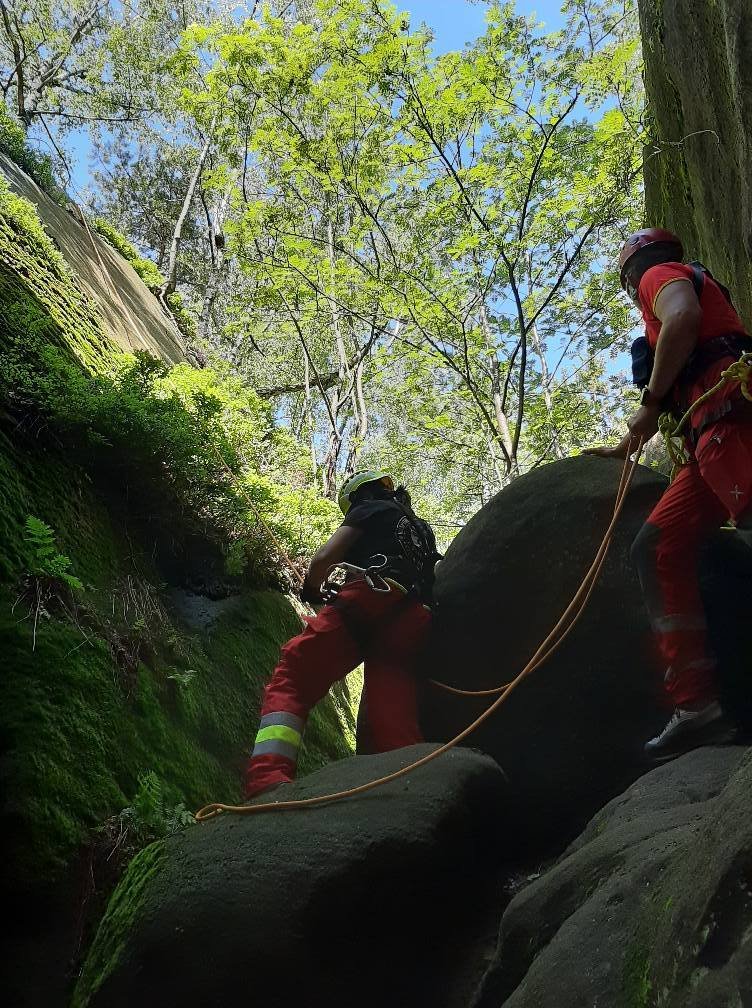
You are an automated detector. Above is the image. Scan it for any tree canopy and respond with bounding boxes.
[2,0,646,540]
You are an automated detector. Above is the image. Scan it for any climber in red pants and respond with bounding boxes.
[587,228,752,761]
[244,470,442,798]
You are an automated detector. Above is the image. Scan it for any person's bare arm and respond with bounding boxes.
[585,279,701,459]
[301,526,363,604]
[645,279,701,398]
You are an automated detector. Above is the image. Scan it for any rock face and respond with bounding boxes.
[73,745,507,1008]
[638,0,752,325]
[424,456,667,854]
[1,154,187,364]
[423,455,751,856]
[474,744,752,1008]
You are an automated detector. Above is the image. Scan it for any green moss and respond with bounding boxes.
[0,106,63,200]
[621,891,678,1007]
[0,417,353,885]
[622,936,653,1008]
[0,176,118,370]
[0,137,357,972]
[71,840,168,1008]
[0,566,354,883]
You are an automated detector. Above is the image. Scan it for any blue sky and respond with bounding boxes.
[405,0,565,50]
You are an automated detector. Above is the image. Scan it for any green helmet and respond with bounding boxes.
[337,470,394,515]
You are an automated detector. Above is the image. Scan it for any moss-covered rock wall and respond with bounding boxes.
[0,158,356,1007]
[0,154,188,364]
[639,0,752,325]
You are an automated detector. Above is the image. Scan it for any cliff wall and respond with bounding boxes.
[639,0,752,324]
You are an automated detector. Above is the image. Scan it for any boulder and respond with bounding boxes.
[423,455,750,855]
[423,456,666,854]
[73,745,507,1008]
[473,744,752,1008]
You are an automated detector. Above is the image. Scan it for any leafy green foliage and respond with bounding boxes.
[2,334,337,579]
[0,104,62,198]
[110,771,195,848]
[23,515,83,590]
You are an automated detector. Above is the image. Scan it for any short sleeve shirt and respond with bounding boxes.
[638,262,746,351]
[637,262,749,425]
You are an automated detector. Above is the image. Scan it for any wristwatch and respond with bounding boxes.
[640,387,662,408]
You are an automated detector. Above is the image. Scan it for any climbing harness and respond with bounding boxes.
[194,439,644,822]
[320,555,394,602]
[659,351,752,479]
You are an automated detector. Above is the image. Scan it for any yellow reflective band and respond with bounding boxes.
[255,724,302,748]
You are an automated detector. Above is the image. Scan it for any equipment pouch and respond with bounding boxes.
[630,335,654,389]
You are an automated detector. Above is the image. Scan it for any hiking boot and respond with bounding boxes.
[644,701,736,762]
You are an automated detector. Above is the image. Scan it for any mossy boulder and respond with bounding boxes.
[1,154,187,363]
[424,456,668,856]
[424,456,751,858]
[0,422,356,1007]
[474,745,752,1008]
[0,153,357,1007]
[72,745,507,1008]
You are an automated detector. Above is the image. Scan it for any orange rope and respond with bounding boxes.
[427,444,636,697]
[194,441,643,821]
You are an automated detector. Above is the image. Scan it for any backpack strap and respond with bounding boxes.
[689,263,705,300]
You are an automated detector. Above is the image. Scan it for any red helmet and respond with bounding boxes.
[618,228,683,289]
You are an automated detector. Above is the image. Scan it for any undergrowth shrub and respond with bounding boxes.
[103,771,194,854]
[0,105,64,201]
[2,337,340,585]
[23,515,83,591]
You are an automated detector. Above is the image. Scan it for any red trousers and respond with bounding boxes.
[631,416,752,707]
[244,579,431,797]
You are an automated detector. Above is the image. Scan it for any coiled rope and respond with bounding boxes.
[660,352,752,479]
[194,439,644,822]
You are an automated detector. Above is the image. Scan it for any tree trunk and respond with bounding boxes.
[479,299,516,476]
[197,182,233,345]
[160,115,216,302]
[529,320,564,459]
[321,211,353,497]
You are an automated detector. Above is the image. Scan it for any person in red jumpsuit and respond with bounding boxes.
[243,470,441,799]
[587,228,752,761]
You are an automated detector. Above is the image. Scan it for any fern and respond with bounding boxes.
[23,515,83,591]
[116,772,195,846]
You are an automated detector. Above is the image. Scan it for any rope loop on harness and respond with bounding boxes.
[660,351,752,479]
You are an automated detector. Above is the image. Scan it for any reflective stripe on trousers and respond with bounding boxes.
[252,711,305,761]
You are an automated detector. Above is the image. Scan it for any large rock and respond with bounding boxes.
[474,744,752,1008]
[424,456,667,853]
[423,456,750,855]
[73,745,507,1008]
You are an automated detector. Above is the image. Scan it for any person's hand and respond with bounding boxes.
[627,403,661,442]
[583,431,634,460]
[584,404,660,459]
